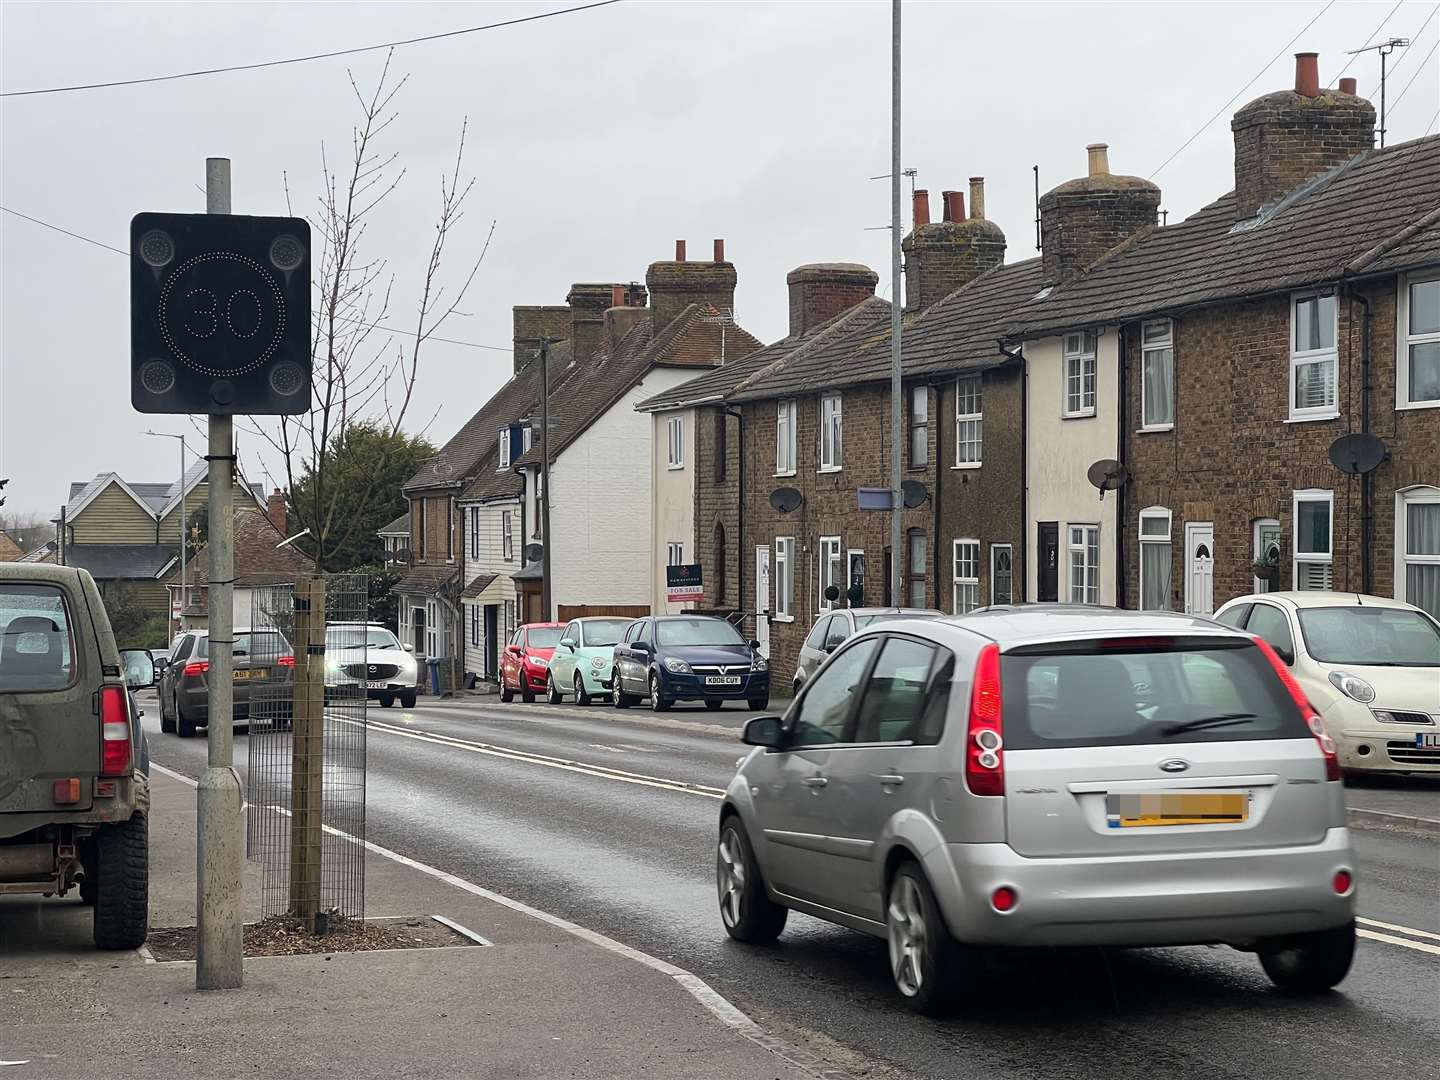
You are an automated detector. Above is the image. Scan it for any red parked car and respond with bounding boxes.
[500,622,566,703]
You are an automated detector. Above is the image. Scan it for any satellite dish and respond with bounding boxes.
[523,543,544,563]
[1328,433,1387,475]
[824,584,841,603]
[901,480,928,508]
[768,487,803,513]
[1086,459,1129,492]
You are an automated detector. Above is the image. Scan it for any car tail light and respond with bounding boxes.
[277,655,295,667]
[966,642,1004,796]
[184,661,209,677]
[99,685,131,777]
[991,885,1017,912]
[1252,638,1341,781]
[1332,869,1353,895]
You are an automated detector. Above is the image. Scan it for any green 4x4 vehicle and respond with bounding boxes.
[1,564,152,949]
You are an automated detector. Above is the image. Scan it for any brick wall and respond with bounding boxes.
[1121,278,1438,611]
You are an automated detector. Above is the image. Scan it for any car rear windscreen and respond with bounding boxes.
[198,631,289,659]
[0,584,76,692]
[1000,637,1309,749]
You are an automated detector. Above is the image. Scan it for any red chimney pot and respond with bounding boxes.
[713,238,725,263]
[942,190,965,224]
[912,189,930,227]
[1338,76,1357,95]
[611,284,625,307]
[675,240,686,262]
[1295,52,1320,98]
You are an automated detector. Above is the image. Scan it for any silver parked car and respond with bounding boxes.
[792,607,943,693]
[717,606,1355,1013]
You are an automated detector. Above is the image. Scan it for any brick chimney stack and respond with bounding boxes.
[646,239,738,328]
[902,180,1006,311]
[1231,52,1375,221]
[512,305,570,374]
[266,488,286,536]
[1039,143,1160,286]
[604,282,650,355]
[567,283,636,366]
[786,263,879,337]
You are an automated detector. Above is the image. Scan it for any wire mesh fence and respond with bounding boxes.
[246,574,368,921]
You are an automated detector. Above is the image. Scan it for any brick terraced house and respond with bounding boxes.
[1006,53,1440,620]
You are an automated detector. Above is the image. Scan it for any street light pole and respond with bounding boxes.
[144,430,188,636]
[889,0,904,604]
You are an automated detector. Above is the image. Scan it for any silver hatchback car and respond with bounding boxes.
[792,607,944,694]
[717,606,1355,1013]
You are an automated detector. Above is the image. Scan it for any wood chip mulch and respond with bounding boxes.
[145,914,475,961]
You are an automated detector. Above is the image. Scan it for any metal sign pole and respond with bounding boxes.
[196,156,244,991]
[889,0,904,603]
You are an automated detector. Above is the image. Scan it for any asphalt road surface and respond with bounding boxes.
[139,692,1440,1080]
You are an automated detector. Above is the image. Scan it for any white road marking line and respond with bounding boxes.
[145,761,841,1079]
[342,716,726,800]
[1357,916,1440,942]
[1357,928,1440,956]
[428,914,493,946]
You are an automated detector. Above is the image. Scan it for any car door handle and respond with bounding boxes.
[801,777,829,788]
[875,775,905,786]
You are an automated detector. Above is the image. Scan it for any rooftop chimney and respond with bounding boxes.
[605,282,650,355]
[266,488,286,537]
[567,283,632,366]
[1039,144,1159,286]
[903,180,1005,310]
[786,263,879,337]
[968,177,986,221]
[512,305,571,374]
[1231,52,1375,220]
[646,242,737,328]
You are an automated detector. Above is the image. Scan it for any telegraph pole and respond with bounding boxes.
[539,338,553,619]
[195,156,244,991]
[889,0,904,603]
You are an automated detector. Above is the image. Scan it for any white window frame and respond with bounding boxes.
[954,375,983,467]
[425,599,440,658]
[501,510,514,562]
[522,425,534,453]
[952,538,980,614]
[1397,272,1440,409]
[774,537,795,621]
[666,416,685,470]
[470,603,481,648]
[1395,487,1440,615]
[1288,291,1339,421]
[1292,489,1334,590]
[1140,319,1174,432]
[468,506,481,561]
[1253,517,1281,593]
[818,536,842,611]
[1067,524,1100,604]
[775,400,797,476]
[990,543,1013,605]
[1138,506,1173,611]
[909,385,929,468]
[498,427,512,470]
[1062,331,1097,418]
[666,541,685,566]
[819,394,843,472]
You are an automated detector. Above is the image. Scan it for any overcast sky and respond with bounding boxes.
[2,0,1436,520]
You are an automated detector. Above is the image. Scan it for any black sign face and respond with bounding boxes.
[665,563,704,601]
[130,212,311,414]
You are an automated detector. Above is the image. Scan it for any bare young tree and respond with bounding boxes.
[248,51,493,570]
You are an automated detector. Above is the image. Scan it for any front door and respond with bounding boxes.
[1186,522,1215,615]
[484,605,499,679]
[1037,522,1060,602]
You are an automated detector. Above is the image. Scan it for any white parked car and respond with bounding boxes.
[324,621,421,709]
[1213,592,1440,775]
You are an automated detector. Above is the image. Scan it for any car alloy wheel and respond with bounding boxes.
[649,673,672,712]
[717,829,746,929]
[888,873,928,998]
[715,817,786,943]
[574,673,591,707]
[546,672,564,705]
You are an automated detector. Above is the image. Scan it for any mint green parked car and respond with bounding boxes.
[545,616,633,705]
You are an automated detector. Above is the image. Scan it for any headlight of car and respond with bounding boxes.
[664,657,692,674]
[590,656,607,670]
[1328,670,1376,703]
[752,656,768,672]
[325,658,342,683]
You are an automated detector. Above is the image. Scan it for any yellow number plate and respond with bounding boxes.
[1106,791,1248,828]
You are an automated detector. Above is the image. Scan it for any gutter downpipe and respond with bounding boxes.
[1354,287,1374,595]
[1115,325,1128,609]
[1001,340,1027,602]
[932,380,944,606]
[723,405,745,622]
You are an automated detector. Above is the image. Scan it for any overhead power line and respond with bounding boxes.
[1328,0,1406,86]
[1150,0,1337,179]
[1,0,623,98]
[1390,37,1440,109]
[0,204,513,353]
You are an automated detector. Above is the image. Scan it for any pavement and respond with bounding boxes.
[0,766,823,1080]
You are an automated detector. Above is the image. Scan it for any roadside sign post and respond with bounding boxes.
[129,158,311,991]
[665,563,704,606]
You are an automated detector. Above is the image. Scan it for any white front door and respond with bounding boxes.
[754,545,771,659]
[1185,522,1215,616]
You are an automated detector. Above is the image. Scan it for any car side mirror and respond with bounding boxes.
[560,638,576,651]
[747,639,761,651]
[403,643,415,653]
[742,715,786,749]
[507,644,523,656]
[633,641,652,655]
[119,648,155,690]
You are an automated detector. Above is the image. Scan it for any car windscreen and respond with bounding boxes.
[526,627,564,649]
[0,584,76,692]
[198,631,289,659]
[326,628,401,650]
[1000,637,1308,749]
[1296,607,1440,667]
[582,619,630,647]
[655,618,744,647]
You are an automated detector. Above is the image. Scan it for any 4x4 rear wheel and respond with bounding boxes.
[1258,920,1356,993]
[93,814,148,950]
[887,861,961,1015]
[399,690,417,709]
[175,695,197,739]
[716,817,786,943]
[160,692,175,734]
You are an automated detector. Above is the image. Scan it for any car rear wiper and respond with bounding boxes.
[1160,712,1260,737]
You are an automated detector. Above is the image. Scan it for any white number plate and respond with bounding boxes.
[366,681,390,690]
[705,675,742,687]
[1415,732,1440,748]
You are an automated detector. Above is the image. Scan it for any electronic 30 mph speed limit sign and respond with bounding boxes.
[130,212,311,414]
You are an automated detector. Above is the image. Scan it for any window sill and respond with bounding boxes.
[666,464,685,471]
[951,462,982,471]
[774,469,796,478]
[1061,410,1097,421]
[818,466,843,475]
[1284,412,1340,424]
[1396,400,1440,411]
[771,614,795,623]
[1137,424,1174,434]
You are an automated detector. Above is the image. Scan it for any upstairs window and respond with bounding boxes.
[776,400,797,475]
[1063,331,1097,417]
[666,416,684,469]
[1141,320,1174,429]
[1293,489,1333,590]
[819,393,843,471]
[955,375,983,465]
[1400,274,1440,407]
[908,385,929,468]
[667,541,685,565]
[468,507,481,561]
[501,510,514,561]
[498,427,512,470]
[1290,292,1338,419]
[417,497,428,559]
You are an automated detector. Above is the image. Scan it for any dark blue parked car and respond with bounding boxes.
[610,615,769,712]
